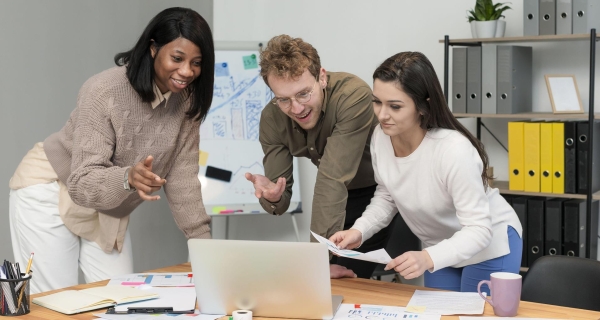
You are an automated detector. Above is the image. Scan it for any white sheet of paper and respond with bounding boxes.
[310,231,392,264]
[406,290,486,315]
[106,273,194,287]
[460,318,564,320]
[334,304,441,320]
[113,287,196,313]
[94,311,223,320]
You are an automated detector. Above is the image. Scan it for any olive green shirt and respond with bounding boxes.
[259,72,378,239]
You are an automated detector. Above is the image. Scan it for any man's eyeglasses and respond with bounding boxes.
[271,80,317,109]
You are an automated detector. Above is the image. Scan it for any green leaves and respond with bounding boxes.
[467,0,511,22]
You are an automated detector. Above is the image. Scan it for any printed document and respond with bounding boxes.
[310,231,392,264]
[107,273,194,287]
[406,290,485,315]
[334,304,441,320]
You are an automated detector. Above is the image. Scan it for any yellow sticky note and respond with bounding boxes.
[199,150,209,166]
[212,206,226,214]
[405,306,426,313]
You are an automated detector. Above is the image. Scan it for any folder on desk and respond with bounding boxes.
[557,0,573,34]
[452,47,467,113]
[508,122,525,191]
[552,122,565,194]
[540,122,554,193]
[527,197,545,266]
[512,196,529,267]
[467,47,482,114]
[540,0,557,35]
[573,0,600,34]
[576,121,600,195]
[524,0,540,36]
[563,199,587,258]
[497,46,532,114]
[545,198,565,255]
[524,122,541,192]
[481,45,497,114]
[564,121,578,194]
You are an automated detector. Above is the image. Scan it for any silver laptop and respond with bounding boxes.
[188,239,343,319]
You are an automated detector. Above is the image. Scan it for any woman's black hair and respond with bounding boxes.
[373,52,492,188]
[115,7,215,122]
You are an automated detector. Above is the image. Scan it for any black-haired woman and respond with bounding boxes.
[330,52,522,295]
[9,7,214,293]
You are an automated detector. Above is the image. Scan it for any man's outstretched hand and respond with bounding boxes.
[330,264,357,279]
[244,172,286,203]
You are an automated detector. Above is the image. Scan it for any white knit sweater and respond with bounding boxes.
[352,126,522,272]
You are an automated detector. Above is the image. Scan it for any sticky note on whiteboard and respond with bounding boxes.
[199,150,209,166]
[242,54,258,69]
[215,62,230,77]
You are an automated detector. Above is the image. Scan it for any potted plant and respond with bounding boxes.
[467,0,512,38]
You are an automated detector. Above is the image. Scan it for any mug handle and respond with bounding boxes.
[477,280,494,307]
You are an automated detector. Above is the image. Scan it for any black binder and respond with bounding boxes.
[576,121,600,195]
[564,121,578,194]
[545,198,565,256]
[512,196,528,267]
[527,197,545,266]
[587,200,599,260]
[563,199,587,258]
[501,194,516,206]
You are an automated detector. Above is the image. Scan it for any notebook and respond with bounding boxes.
[32,286,158,314]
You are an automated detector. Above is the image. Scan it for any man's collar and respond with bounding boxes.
[319,72,330,113]
[151,82,172,109]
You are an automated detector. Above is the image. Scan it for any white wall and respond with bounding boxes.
[213,1,600,244]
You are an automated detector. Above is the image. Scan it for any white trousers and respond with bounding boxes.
[9,182,133,294]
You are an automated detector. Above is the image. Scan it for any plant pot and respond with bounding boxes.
[470,21,478,38]
[472,20,498,39]
[495,20,506,37]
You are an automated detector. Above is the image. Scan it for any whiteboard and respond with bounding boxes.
[198,46,302,216]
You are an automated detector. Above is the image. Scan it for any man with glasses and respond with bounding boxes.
[245,35,395,279]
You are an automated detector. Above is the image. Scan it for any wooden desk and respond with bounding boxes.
[28,263,600,320]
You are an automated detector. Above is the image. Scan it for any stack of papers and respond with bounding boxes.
[311,231,392,264]
[406,290,486,315]
[94,311,224,320]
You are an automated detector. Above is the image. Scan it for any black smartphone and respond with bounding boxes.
[205,166,233,182]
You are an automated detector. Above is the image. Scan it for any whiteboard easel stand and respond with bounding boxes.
[212,202,302,242]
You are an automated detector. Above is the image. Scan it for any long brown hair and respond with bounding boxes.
[373,52,492,188]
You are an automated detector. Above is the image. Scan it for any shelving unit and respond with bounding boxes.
[441,30,598,260]
[453,112,600,120]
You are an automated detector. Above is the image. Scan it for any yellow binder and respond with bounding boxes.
[552,122,565,194]
[540,122,553,193]
[508,122,525,191]
[523,122,541,192]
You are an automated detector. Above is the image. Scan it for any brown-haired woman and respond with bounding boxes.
[330,52,522,295]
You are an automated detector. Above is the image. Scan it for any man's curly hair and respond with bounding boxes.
[260,35,321,86]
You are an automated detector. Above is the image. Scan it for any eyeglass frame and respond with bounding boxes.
[270,78,318,109]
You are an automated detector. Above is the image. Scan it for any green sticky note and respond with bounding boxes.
[242,54,258,69]
[212,206,226,214]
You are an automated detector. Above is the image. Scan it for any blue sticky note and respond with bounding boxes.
[215,62,230,77]
[242,54,258,70]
